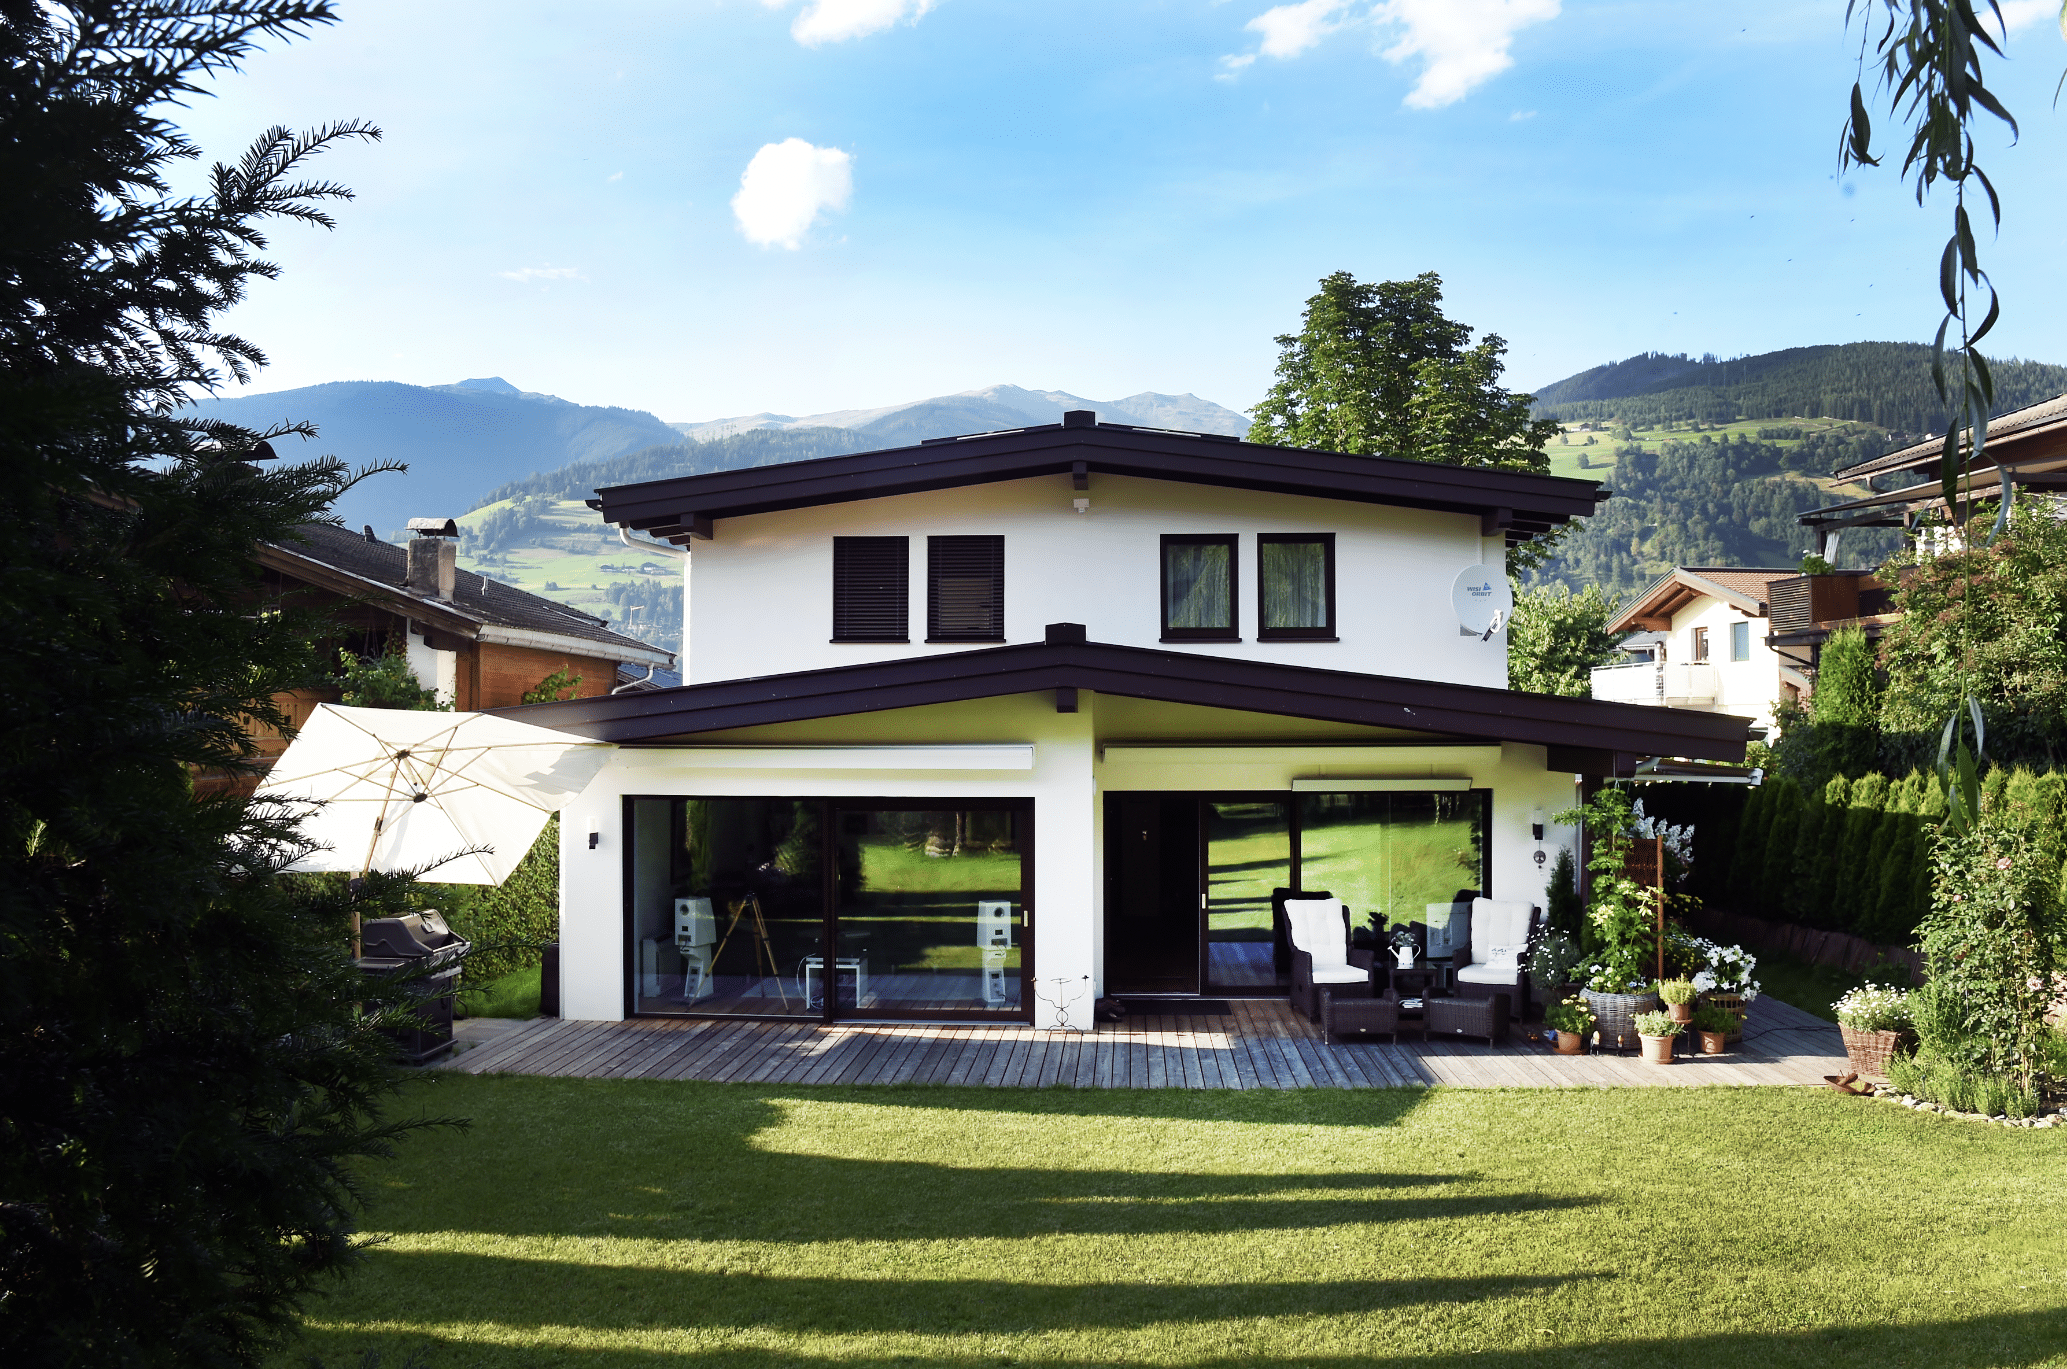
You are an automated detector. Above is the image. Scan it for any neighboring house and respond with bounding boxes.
[513,412,1750,1029]
[205,521,673,793]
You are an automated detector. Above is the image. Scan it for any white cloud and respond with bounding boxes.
[606,170,624,183]
[731,138,853,249]
[1246,0,1348,59]
[1997,0,2062,34]
[1375,0,1560,109]
[499,265,585,283]
[761,0,936,46]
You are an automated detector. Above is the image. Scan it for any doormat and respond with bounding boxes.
[1115,997,1233,1016]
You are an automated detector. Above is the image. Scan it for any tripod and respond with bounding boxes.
[709,891,789,1008]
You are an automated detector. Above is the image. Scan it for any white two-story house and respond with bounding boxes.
[515,413,1749,1028]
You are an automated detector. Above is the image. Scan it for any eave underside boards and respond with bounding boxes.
[508,640,1750,761]
[1833,401,2067,482]
[595,429,1602,547]
[1802,463,2067,530]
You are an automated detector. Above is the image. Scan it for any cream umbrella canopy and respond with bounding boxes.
[256,705,615,948]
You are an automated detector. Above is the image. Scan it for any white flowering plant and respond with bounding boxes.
[1833,982,1912,1034]
[1684,937,1761,1001]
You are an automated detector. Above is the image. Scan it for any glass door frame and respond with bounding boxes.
[619,794,1035,1025]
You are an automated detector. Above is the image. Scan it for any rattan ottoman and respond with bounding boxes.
[1323,991,1414,1041]
[1424,992,1510,1044]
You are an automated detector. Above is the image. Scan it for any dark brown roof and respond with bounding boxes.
[1833,391,2067,481]
[502,627,1750,765]
[589,415,1609,548]
[264,522,672,665]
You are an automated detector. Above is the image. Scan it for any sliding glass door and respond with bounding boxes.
[625,796,1031,1020]
[1203,800,1291,992]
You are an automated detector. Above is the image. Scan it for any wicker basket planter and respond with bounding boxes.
[1840,1025,1906,1080]
[1701,991,1747,1043]
[1584,988,1659,1052]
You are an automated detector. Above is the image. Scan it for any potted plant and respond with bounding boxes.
[1832,982,1912,1080]
[1634,1009,1683,1064]
[1690,939,1760,1041]
[1528,930,1584,1001]
[1690,1003,1734,1055]
[1386,923,1419,971]
[1657,977,1697,1023]
[1557,788,1662,1052]
[1543,996,1594,1055]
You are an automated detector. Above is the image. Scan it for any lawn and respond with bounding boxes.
[284,1077,2067,1368]
[1748,946,1920,1025]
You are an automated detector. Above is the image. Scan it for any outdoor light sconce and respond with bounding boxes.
[587,816,601,850]
[1531,808,1547,867]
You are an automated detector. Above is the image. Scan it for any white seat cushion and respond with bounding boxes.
[1310,966,1369,985]
[1456,962,1521,986]
[1283,898,1350,972]
[1469,898,1533,968]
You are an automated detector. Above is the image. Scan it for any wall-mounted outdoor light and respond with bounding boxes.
[587,815,601,850]
[1531,808,1547,867]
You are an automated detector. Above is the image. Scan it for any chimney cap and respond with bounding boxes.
[407,517,459,538]
[1061,410,1095,429]
[1044,622,1087,644]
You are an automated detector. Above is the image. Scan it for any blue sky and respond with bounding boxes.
[180,0,2067,424]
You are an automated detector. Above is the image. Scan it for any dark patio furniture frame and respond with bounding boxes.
[1424,992,1510,1045]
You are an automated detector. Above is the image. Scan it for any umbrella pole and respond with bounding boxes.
[353,753,409,961]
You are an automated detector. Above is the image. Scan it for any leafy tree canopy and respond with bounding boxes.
[1507,583,1626,697]
[1248,271,1559,475]
[0,5,439,1365]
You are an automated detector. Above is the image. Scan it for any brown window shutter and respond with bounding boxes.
[927,535,1005,641]
[832,537,908,641]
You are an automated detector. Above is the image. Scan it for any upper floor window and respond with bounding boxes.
[1258,533,1336,641]
[1161,535,1238,641]
[928,535,1005,642]
[1730,620,1750,662]
[1691,626,1710,663]
[831,536,909,642]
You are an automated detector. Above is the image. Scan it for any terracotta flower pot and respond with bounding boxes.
[1554,1030,1585,1055]
[1667,1002,1694,1024]
[1638,1032,1676,1064]
[1699,1030,1726,1055]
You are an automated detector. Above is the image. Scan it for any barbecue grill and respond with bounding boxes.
[355,910,471,1064]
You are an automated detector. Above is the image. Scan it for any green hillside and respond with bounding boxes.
[1532,341,2067,435]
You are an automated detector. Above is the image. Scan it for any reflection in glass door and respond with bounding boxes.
[834,807,1026,1014]
[1296,791,1487,936]
[1204,800,1291,991]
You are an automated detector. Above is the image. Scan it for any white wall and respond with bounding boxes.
[1671,596,1781,732]
[682,474,1507,688]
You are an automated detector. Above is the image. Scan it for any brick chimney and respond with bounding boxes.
[406,525,457,600]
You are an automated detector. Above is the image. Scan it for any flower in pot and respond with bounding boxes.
[1657,977,1697,1023]
[1528,930,1584,999]
[1690,1003,1734,1055]
[1543,996,1595,1055]
[1386,923,1419,971]
[1633,1009,1684,1064]
[1832,982,1912,1080]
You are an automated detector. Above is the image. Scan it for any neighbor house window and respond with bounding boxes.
[831,537,908,642]
[1691,626,1710,662]
[1161,535,1237,641]
[1730,620,1750,662]
[1258,533,1335,640]
[927,535,1005,641]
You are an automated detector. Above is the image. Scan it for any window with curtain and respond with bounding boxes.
[1258,534,1335,639]
[1161,535,1237,640]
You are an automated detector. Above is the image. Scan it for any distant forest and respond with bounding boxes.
[1532,342,2067,436]
[471,427,876,510]
[1533,432,1906,603]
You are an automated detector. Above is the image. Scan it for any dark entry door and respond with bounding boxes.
[1104,794,1201,995]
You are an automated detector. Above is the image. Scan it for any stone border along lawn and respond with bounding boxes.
[278,1074,2067,1368]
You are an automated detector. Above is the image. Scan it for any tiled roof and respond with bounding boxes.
[270,522,670,663]
[1674,567,1799,608]
[1834,391,2067,481]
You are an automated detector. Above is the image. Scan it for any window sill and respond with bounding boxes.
[1258,634,1340,643]
[1160,634,1242,644]
[829,638,910,644]
[925,637,1005,644]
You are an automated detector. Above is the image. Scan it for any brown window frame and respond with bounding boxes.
[1160,534,1240,642]
[926,535,1006,643]
[1691,625,1710,663]
[1256,532,1338,641]
[830,536,910,642]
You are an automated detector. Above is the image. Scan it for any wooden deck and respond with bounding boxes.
[443,993,1850,1089]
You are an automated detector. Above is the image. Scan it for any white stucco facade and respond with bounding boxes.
[682,474,1512,687]
[1593,583,1786,734]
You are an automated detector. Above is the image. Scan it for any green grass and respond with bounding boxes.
[283,1077,2067,1368]
[456,965,541,1020]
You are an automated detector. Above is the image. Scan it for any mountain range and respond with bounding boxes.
[185,378,1249,534]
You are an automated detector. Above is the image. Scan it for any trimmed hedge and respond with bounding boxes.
[432,815,560,985]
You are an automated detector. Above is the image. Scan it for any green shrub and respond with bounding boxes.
[1757,777,1803,913]
[1886,1051,2041,1118]
[1691,1003,1736,1034]
[1656,977,1696,1006]
[434,815,560,986]
[1633,1009,1683,1038]
[1544,845,1584,941]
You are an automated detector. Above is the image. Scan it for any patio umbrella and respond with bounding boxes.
[256,701,614,890]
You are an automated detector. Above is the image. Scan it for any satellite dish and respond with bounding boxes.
[1451,565,1513,637]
